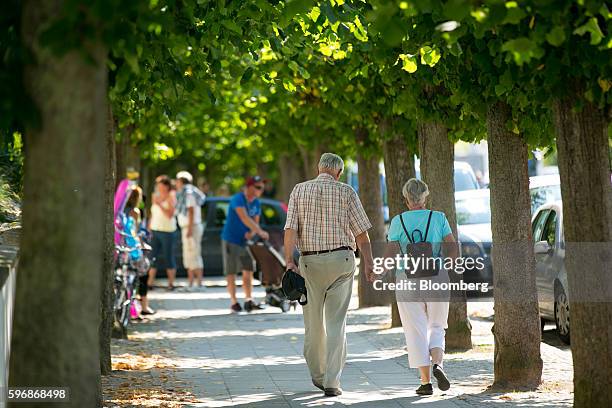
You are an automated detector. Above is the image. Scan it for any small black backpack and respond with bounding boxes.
[399,210,440,279]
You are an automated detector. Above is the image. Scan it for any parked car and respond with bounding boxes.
[455,174,562,290]
[529,174,561,214]
[532,201,570,344]
[416,160,481,193]
[455,189,493,287]
[176,196,287,276]
[346,160,481,223]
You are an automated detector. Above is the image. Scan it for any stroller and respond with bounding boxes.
[245,235,297,313]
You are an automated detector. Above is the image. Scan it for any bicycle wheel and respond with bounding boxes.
[113,280,130,330]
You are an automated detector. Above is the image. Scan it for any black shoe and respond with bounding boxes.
[141,308,156,315]
[432,364,450,391]
[244,300,263,312]
[231,303,243,313]
[312,380,324,391]
[416,383,433,395]
[324,388,342,397]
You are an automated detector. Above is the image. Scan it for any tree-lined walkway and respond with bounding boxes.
[103,279,573,408]
[5,1,611,406]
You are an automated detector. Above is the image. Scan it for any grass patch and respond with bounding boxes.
[0,180,20,225]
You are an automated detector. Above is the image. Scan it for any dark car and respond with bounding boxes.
[175,196,287,276]
[455,189,493,290]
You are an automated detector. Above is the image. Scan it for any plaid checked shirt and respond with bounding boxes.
[284,173,372,252]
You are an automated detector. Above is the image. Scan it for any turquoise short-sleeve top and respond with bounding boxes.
[387,210,453,258]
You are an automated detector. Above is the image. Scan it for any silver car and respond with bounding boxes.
[532,201,570,344]
[529,174,562,214]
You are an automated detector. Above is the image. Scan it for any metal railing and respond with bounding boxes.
[0,226,19,408]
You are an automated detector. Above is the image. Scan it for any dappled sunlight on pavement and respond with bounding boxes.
[103,278,573,407]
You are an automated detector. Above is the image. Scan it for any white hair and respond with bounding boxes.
[318,153,344,172]
[402,178,429,206]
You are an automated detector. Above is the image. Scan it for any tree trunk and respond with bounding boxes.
[382,123,416,327]
[298,144,322,179]
[418,121,472,350]
[278,153,303,202]
[140,162,155,206]
[100,106,117,375]
[487,101,542,389]
[115,125,135,185]
[256,162,268,178]
[115,129,127,185]
[9,1,107,407]
[356,128,387,307]
[553,88,612,407]
[125,142,140,179]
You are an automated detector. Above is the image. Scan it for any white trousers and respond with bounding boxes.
[397,300,449,368]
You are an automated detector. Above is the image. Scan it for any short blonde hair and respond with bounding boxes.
[402,178,429,206]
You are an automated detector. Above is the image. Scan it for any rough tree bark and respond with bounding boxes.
[9,1,107,407]
[355,127,388,308]
[553,86,612,407]
[418,121,472,350]
[100,106,117,374]
[487,101,542,389]
[382,120,416,327]
[278,152,303,202]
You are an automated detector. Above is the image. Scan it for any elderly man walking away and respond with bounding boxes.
[284,152,376,397]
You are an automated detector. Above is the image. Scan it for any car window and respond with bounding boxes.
[542,211,557,246]
[214,202,229,228]
[261,203,282,226]
[454,168,479,191]
[201,201,210,228]
[416,168,478,191]
[532,209,550,242]
[456,195,491,225]
[530,185,562,213]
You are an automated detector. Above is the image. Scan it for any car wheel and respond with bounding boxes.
[554,285,571,345]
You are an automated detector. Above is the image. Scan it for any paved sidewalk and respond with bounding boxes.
[107,277,573,407]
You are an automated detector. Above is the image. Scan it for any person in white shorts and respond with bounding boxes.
[176,171,205,287]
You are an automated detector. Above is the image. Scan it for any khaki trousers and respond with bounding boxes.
[299,250,355,389]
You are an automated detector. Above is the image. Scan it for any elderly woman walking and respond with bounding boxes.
[387,178,459,395]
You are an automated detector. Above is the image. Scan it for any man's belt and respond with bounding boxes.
[301,246,352,256]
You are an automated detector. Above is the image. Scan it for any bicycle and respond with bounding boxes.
[113,231,152,334]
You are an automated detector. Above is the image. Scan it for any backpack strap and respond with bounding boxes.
[399,213,414,244]
[423,210,433,242]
